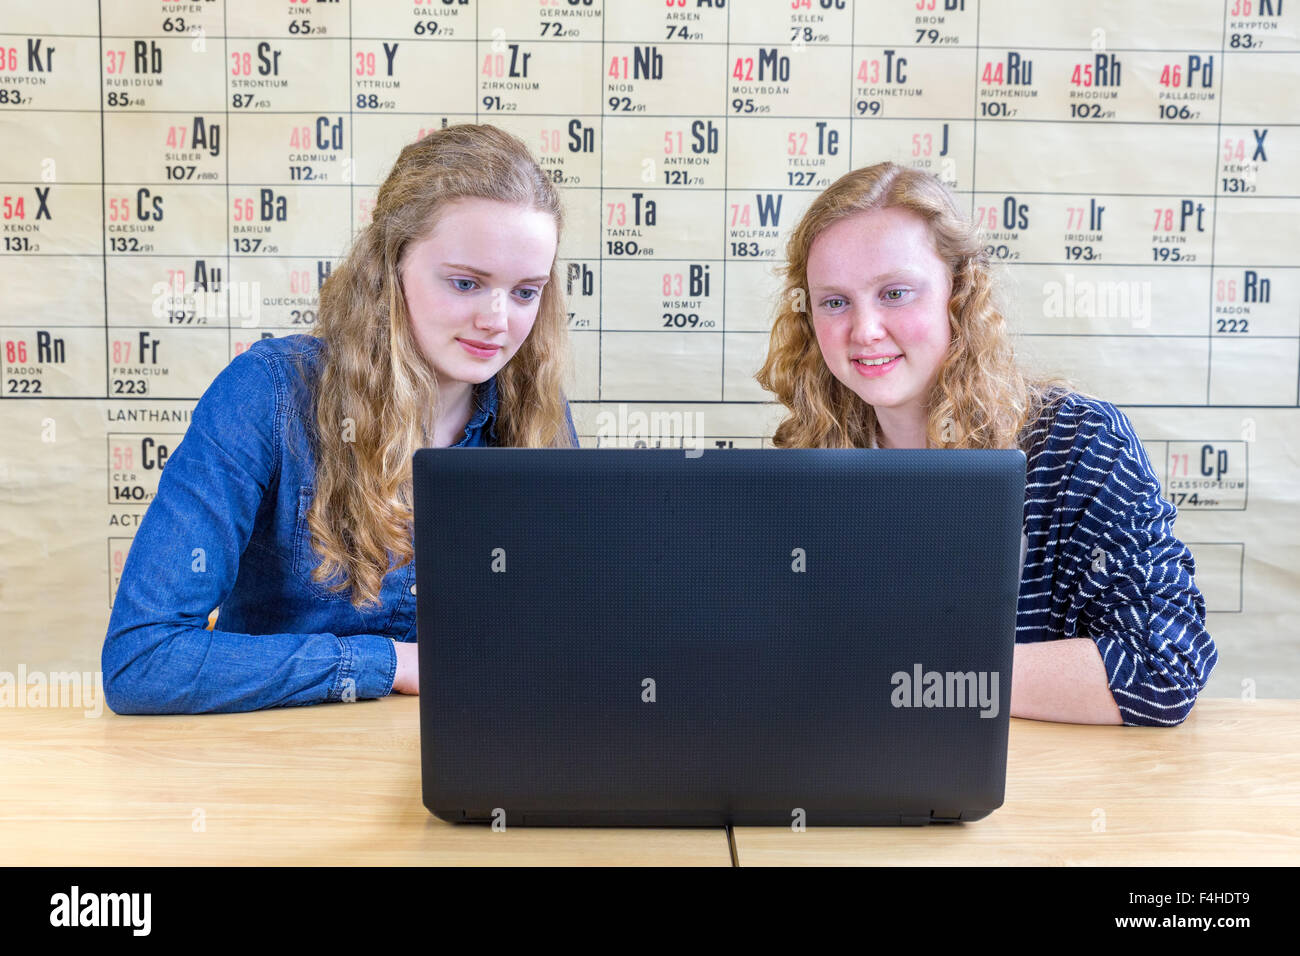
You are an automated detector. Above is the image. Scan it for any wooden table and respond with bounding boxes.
[0,695,730,866]
[732,698,1300,865]
[3,697,1292,866]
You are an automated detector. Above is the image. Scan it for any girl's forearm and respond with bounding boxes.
[1010,637,1124,725]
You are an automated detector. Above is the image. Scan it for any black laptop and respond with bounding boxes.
[414,447,1026,826]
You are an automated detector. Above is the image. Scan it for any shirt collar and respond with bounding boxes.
[463,375,500,445]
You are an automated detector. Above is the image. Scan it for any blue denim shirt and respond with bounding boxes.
[102,333,579,714]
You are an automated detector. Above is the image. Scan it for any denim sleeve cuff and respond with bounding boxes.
[333,634,397,700]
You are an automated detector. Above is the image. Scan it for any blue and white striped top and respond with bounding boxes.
[1015,389,1218,726]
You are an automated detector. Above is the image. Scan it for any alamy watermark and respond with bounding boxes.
[594,403,706,458]
[1042,272,1152,327]
[890,663,1000,718]
[0,666,103,717]
[150,279,262,327]
[49,886,150,936]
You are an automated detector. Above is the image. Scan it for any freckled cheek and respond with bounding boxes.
[425,288,475,332]
[891,311,946,350]
[406,282,445,327]
[506,307,538,345]
[811,318,844,355]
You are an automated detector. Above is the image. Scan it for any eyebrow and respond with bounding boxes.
[441,262,550,284]
[810,269,924,293]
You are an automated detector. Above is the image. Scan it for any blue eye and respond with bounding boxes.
[515,288,539,302]
[450,277,477,293]
[822,296,846,310]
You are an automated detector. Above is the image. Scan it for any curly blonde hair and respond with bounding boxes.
[291,123,577,610]
[755,162,1081,450]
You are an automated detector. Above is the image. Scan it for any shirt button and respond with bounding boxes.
[409,584,417,595]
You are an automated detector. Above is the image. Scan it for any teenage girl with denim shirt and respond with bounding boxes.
[103,125,579,713]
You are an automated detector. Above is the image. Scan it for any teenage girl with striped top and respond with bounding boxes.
[756,162,1216,726]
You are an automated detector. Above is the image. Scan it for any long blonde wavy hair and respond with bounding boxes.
[291,123,577,610]
[756,162,1082,450]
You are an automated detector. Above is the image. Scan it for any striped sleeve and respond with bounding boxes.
[1070,403,1218,726]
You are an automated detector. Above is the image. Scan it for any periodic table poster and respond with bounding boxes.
[1,0,1296,699]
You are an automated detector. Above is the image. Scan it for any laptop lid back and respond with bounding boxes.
[415,448,1025,826]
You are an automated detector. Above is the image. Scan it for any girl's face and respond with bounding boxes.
[399,197,557,388]
[806,206,954,431]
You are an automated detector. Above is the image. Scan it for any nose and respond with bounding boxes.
[847,304,888,346]
[476,290,511,333]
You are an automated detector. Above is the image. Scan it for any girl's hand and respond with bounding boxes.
[392,640,419,695]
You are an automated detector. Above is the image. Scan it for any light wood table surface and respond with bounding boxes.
[732,698,1300,866]
[5,696,1293,866]
[0,695,730,866]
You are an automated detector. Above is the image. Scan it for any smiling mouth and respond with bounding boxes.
[458,338,502,352]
